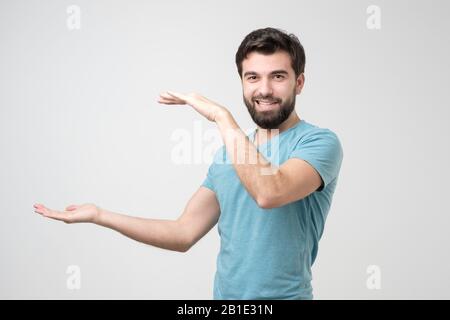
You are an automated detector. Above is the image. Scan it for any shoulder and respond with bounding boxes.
[287,121,344,187]
[291,120,342,149]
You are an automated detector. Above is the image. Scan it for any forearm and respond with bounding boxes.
[215,111,280,204]
[95,208,189,252]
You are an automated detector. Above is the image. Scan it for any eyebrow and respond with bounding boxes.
[243,70,289,77]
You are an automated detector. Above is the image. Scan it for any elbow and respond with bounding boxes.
[256,195,278,209]
[174,221,193,253]
[255,175,284,209]
[176,240,192,253]
[178,234,196,253]
[177,246,189,253]
[174,245,189,253]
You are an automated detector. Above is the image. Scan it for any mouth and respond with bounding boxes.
[255,99,279,111]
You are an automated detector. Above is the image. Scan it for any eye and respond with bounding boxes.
[247,76,257,80]
[274,74,285,79]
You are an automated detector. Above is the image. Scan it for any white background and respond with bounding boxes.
[1,0,449,299]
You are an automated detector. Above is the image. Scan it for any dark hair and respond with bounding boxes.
[235,27,305,79]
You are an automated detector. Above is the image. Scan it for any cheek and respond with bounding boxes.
[277,84,296,98]
[243,87,256,99]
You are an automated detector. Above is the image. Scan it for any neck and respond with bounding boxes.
[255,112,300,141]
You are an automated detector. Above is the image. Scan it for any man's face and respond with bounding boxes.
[241,50,304,129]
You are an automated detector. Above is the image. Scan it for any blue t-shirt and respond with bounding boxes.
[201,119,343,300]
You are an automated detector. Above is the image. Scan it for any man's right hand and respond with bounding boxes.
[33,186,220,252]
[33,203,101,224]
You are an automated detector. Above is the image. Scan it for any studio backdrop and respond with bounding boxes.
[1,0,449,299]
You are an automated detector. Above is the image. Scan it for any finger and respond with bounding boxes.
[157,95,176,103]
[157,98,183,105]
[38,212,68,223]
[160,91,176,98]
[160,93,186,103]
[33,203,46,214]
[165,90,180,97]
[157,96,186,105]
[158,92,177,100]
[159,91,182,100]
[166,91,190,102]
[35,206,70,222]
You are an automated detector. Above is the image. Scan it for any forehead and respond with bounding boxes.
[242,50,293,75]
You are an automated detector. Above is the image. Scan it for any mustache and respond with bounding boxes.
[252,96,281,103]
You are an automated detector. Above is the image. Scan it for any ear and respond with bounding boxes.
[295,73,305,95]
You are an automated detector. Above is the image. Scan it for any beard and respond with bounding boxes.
[243,90,296,129]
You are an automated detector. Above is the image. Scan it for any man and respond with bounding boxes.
[33,27,343,300]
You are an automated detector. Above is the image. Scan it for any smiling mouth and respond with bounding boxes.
[255,99,279,111]
[255,99,278,105]
[256,100,278,105]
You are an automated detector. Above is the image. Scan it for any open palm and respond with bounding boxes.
[158,91,227,122]
[33,203,100,224]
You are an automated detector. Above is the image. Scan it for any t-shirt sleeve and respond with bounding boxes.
[201,145,227,193]
[201,164,215,192]
[288,129,343,191]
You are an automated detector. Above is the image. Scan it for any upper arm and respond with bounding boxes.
[261,159,322,209]
[176,186,220,250]
[261,129,343,209]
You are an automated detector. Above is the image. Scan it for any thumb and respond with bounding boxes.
[65,205,79,211]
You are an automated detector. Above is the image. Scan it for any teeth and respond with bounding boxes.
[257,100,277,104]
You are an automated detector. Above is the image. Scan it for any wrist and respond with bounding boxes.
[214,108,231,123]
[93,206,106,225]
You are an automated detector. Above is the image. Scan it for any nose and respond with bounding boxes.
[257,78,273,97]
